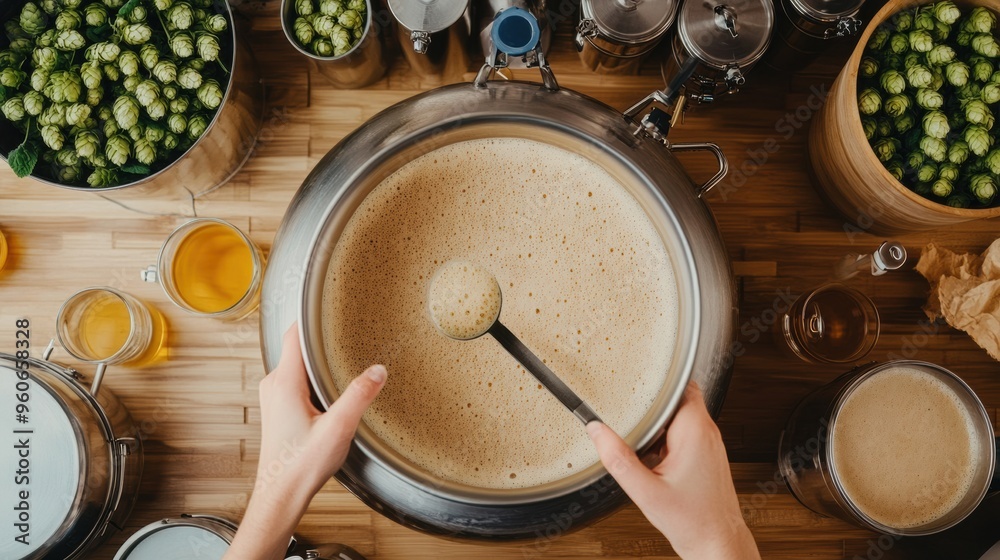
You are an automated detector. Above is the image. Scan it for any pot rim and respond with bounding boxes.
[295,82,702,506]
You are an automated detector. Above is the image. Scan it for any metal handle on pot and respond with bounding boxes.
[44,338,110,396]
[474,7,558,90]
[668,142,730,197]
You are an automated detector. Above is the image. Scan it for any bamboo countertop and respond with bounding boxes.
[1,2,999,559]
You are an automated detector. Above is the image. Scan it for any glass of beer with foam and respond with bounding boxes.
[143,218,265,321]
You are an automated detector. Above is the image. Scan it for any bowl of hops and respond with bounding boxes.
[0,0,263,191]
[280,0,386,89]
[809,0,1000,234]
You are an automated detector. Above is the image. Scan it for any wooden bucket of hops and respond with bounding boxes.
[808,0,1000,235]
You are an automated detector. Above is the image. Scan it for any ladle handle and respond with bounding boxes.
[489,321,602,425]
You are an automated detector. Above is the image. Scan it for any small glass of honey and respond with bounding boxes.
[57,287,169,374]
[143,218,264,320]
[779,283,880,364]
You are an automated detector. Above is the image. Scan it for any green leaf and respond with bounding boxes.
[0,84,8,104]
[119,0,143,17]
[121,163,151,174]
[85,23,113,43]
[8,141,40,178]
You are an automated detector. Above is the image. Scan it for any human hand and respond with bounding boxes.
[586,382,759,560]
[224,324,386,560]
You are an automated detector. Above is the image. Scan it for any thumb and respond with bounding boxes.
[586,422,660,500]
[319,365,387,434]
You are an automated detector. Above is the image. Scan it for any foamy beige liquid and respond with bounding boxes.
[322,138,679,489]
[832,366,980,529]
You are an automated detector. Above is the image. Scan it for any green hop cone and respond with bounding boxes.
[906,150,926,170]
[105,134,131,166]
[80,62,102,89]
[169,96,189,113]
[983,149,1000,174]
[170,33,196,58]
[294,17,315,45]
[966,7,997,34]
[933,1,962,25]
[123,75,141,93]
[32,47,58,70]
[22,91,44,116]
[167,112,187,134]
[177,65,202,89]
[84,3,108,26]
[0,68,26,88]
[965,100,995,128]
[126,124,143,142]
[204,14,228,33]
[970,174,997,204]
[86,42,120,62]
[54,164,81,183]
[932,19,950,41]
[908,30,934,52]
[187,58,206,71]
[38,103,66,127]
[338,9,361,30]
[885,159,905,181]
[196,79,223,109]
[946,194,972,208]
[122,24,153,45]
[914,10,935,31]
[872,138,900,162]
[54,148,79,167]
[135,80,160,107]
[119,50,140,76]
[921,136,948,162]
[892,10,913,31]
[144,124,165,143]
[860,57,879,78]
[946,62,971,87]
[311,38,334,57]
[127,6,147,24]
[139,44,159,70]
[329,24,351,55]
[167,3,195,29]
[895,111,917,133]
[972,34,1000,58]
[35,29,56,48]
[858,88,882,116]
[8,39,33,55]
[876,118,893,137]
[939,163,961,182]
[133,137,156,165]
[880,70,907,95]
[313,15,336,37]
[19,2,48,36]
[162,85,178,100]
[103,63,120,81]
[195,33,221,61]
[927,44,957,66]
[884,94,911,118]
[113,95,140,128]
[102,117,119,138]
[87,168,118,187]
[187,113,208,139]
[972,57,994,82]
[906,64,933,88]
[146,98,167,120]
[295,0,315,15]
[347,0,364,13]
[862,118,877,140]
[154,0,173,10]
[922,110,951,139]
[74,130,100,158]
[65,103,91,126]
[55,10,82,30]
[1,97,26,121]
[931,178,953,198]
[86,86,103,107]
[916,162,938,182]
[948,141,970,164]
[44,71,83,103]
[965,125,994,156]
[868,26,890,50]
[983,83,1000,104]
[153,60,178,83]
[319,0,343,17]
[162,132,179,150]
[916,88,945,109]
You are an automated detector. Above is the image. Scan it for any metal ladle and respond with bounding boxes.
[427,260,602,425]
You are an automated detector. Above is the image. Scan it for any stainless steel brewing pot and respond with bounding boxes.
[260,9,736,540]
[0,350,142,559]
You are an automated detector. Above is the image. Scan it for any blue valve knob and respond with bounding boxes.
[491,7,541,57]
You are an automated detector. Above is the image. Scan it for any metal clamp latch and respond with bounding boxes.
[410,30,432,54]
[825,15,862,39]
[475,7,558,91]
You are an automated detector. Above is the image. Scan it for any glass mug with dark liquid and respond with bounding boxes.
[143,218,265,320]
[779,283,880,364]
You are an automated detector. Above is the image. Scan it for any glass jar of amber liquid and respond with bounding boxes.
[0,228,8,273]
[143,218,264,320]
[779,283,880,364]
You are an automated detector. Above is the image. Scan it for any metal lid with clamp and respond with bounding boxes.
[786,0,864,38]
[677,0,774,71]
[578,0,679,49]
[388,0,470,54]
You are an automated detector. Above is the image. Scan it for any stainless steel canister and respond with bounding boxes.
[663,0,774,104]
[474,0,551,69]
[389,0,471,75]
[281,0,387,89]
[0,350,142,560]
[114,515,366,560]
[0,0,264,193]
[762,0,865,72]
[779,360,998,536]
[576,0,679,75]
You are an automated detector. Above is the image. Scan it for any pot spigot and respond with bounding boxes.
[475,7,558,90]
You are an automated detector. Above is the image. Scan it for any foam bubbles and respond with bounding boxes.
[428,260,502,340]
[321,138,679,489]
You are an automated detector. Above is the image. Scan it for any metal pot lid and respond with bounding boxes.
[786,0,865,23]
[677,0,774,69]
[583,0,679,44]
[388,0,469,33]
[114,517,235,560]
[0,363,83,558]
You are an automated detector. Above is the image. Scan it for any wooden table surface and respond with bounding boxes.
[1,2,999,559]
